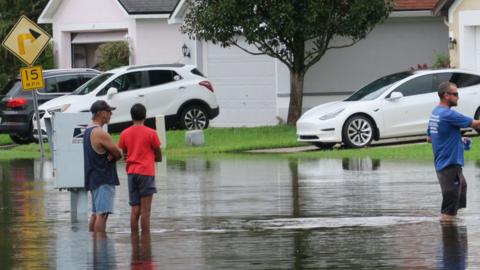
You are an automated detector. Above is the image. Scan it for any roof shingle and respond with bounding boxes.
[117,0,439,15]
[117,0,179,14]
[394,0,440,11]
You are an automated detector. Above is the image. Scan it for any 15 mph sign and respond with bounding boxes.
[2,15,51,65]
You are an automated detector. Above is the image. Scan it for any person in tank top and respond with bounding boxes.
[84,100,122,233]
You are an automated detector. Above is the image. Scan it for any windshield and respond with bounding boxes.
[71,73,113,95]
[345,72,412,101]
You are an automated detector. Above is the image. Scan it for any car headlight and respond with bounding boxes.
[319,108,345,120]
[47,104,71,114]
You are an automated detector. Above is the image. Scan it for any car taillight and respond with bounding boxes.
[6,98,27,109]
[199,81,214,92]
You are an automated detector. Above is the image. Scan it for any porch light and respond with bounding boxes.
[448,37,457,50]
[182,43,191,58]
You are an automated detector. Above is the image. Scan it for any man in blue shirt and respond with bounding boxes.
[427,82,480,221]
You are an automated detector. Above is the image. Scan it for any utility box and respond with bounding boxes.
[50,112,91,189]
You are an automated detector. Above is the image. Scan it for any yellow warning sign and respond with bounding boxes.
[2,15,51,65]
[20,66,44,91]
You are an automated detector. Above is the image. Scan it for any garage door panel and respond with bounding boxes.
[208,61,275,78]
[476,27,480,72]
[213,84,276,99]
[207,42,277,127]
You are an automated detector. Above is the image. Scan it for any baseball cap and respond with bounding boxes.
[90,100,116,114]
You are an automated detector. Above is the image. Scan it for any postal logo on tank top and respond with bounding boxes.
[72,124,88,144]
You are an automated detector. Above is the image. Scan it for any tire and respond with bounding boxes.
[475,107,480,120]
[180,105,209,130]
[342,115,374,148]
[9,133,33,144]
[312,142,336,149]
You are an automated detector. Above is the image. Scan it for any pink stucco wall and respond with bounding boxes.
[132,19,183,65]
[49,0,182,68]
[53,0,126,25]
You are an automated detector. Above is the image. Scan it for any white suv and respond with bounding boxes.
[34,64,219,138]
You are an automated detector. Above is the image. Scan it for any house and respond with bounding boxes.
[38,0,184,69]
[170,0,447,126]
[39,0,447,127]
[433,0,480,72]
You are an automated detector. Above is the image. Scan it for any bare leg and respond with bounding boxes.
[130,232,140,263]
[131,205,141,233]
[140,230,152,260]
[94,213,109,232]
[89,214,96,232]
[140,195,153,232]
[441,214,456,222]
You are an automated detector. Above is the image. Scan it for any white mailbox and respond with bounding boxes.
[50,112,91,189]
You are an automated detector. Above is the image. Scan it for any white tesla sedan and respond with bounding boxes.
[297,69,480,148]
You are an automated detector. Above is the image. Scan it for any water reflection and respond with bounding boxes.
[439,223,467,270]
[2,156,480,268]
[93,233,117,269]
[0,159,52,269]
[342,157,381,171]
[131,232,154,269]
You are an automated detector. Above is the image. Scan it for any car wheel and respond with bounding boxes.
[9,133,33,144]
[342,115,374,148]
[180,106,209,130]
[312,142,336,149]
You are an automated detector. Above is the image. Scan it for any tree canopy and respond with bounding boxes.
[0,0,52,90]
[182,0,394,124]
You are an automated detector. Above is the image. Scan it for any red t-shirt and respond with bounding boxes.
[118,125,160,176]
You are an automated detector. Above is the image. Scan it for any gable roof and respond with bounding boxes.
[394,0,440,11]
[39,0,180,23]
[117,0,179,14]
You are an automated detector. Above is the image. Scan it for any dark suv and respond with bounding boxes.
[0,69,100,144]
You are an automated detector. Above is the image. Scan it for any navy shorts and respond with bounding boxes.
[91,184,116,214]
[436,165,467,215]
[128,174,157,206]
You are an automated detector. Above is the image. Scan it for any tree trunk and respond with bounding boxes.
[287,70,304,125]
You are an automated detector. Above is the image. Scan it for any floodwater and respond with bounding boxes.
[1,156,480,269]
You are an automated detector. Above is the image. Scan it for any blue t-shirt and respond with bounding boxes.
[427,106,472,171]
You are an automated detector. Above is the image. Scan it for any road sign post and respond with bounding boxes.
[19,66,45,155]
[2,16,51,157]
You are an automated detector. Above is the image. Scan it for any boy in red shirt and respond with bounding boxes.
[118,103,162,232]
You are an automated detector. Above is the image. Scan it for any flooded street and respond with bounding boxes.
[1,156,480,269]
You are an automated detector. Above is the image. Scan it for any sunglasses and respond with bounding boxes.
[447,92,458,97]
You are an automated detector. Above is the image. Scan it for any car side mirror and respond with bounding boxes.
[388,91,403,101]
[106,87,118,99]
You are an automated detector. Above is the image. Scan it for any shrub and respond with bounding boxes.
[432,52,450,68]
[97,41,130,71]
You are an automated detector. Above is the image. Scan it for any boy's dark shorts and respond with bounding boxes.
[436,165,467,215]
[128,174,157,206]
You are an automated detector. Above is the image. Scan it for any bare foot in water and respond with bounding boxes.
[440,214,456,222]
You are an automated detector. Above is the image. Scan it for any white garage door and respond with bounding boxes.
[206,42,277,127]
[476,27,480,72]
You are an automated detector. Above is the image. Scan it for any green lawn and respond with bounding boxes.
[0,125,478,162]
[0,134,12,145]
